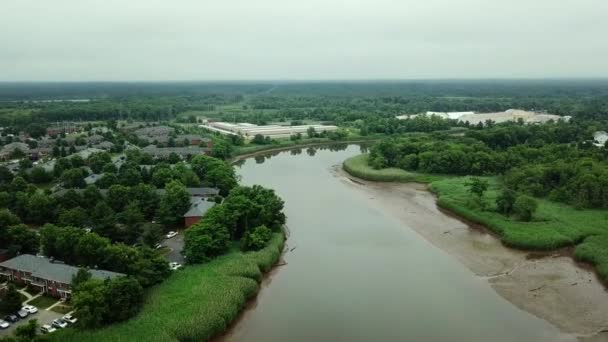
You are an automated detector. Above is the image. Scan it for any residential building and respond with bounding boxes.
[0,254,123,298]
[184,197,216,227]
[141,146,210,159]
[0,142,30,161]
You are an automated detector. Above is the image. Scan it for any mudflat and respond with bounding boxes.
[337,167,608,341]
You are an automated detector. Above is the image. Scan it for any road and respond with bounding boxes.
[163,230,184,264]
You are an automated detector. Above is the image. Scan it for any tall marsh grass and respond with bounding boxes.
[50,233,285,342]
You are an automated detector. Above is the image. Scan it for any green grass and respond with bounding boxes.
[342,154,447,183]
[49,232,285,342]
[27,295,58,309]
[51,304,73,314]
[344,154,608,283]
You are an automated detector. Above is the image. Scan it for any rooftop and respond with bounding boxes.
[0,254,123,285]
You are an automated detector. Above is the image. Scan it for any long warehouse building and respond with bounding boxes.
[200,122,338,138]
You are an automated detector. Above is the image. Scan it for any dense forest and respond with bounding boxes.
[2,80,608,133]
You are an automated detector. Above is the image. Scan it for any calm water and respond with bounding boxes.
[226,145,570,342]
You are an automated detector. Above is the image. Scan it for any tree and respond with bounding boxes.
[496,188,517,216]
[107,184,130,212]
[183,221,230,263]
[141,223,163,247]
[242,225,272,251]
[466,177,489,198]
[58,207,88,227]
[307,126,316,138]
[87,152,112,173]
[151,167,175,188]
[7,225,40,255]
[72,279,108,328]
[26,192,55,224]
[71,268,92,290]
[157,181,190,225]
[513,195,538,222]
[103,277,143,323]
[61,168,87,188]
[71,155,85,168]
[29,167,52,184]
[91,201,117,237]
[210,139,232,160]
[251,134,266,145]
[14,319,38,341]
[0,284,23,314]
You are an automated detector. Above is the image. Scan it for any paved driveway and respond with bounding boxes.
[163,230,184,264]
[0,309,63,337]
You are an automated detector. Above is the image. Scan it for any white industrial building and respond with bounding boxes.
[200,122,339,139]
[397,109,570,125]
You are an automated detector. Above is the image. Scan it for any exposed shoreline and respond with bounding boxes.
[336,167,608,341]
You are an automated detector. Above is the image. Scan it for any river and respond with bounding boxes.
[224,144,574,342]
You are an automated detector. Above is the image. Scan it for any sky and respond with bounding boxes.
[1,0,607,81]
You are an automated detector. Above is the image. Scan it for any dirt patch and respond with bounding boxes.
[335,166,608,341]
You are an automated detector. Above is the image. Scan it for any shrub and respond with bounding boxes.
[242,225,272,251]
[496,188,517,216]
[513,195,538,221]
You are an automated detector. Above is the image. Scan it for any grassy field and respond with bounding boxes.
[50,233,285,342]
[27,295,58,309]
[344,154,608,283]
[342,154,447,183]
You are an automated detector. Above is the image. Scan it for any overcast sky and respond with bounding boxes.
[1,0,607,81]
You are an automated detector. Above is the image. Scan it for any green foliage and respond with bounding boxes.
[157,180,190,226]
[242,225,272,251]
[495,188,517,216]
[0,284,23,314]
[513,195,538,222]
[48,232,284,342]
[343,154,444,183]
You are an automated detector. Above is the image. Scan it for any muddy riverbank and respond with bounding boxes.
[336,167,608,341]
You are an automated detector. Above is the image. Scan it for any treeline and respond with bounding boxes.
[369,121,608,209]
[184,185,285,263]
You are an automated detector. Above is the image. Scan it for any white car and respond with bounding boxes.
[0,319,9,329]
[52,319,68,329]
[22,305,38,314]
[166,231,178,239]
[40,324,57,334]
[62,314,78,324]
[169,262,182,270]
[154,243,163,249]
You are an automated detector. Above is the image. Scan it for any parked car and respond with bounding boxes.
[16,309,28,319]
[4,314,18,323]
[166,231,178,239]
[0,319,9,329]
[40,324,57,334]
[22,305,38,314]
[169,262,182,270]
[62,314,78,324]
[51,319,68,329]
[154,243,163,249]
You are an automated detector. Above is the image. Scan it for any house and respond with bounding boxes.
[85,174,102,185]
[184,197,216,227]
[141,146,211,159]
[0,254,123,298]
[46,124,81,137]
[0,142,30,161]
[93,141,115,150]
[593,131,608,147]
[134,125,174,137]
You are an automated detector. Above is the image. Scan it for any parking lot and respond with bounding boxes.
[0,309,63,337]
[163,230,184,264]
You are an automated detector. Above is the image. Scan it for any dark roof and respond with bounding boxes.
[184,197,215,217]
[0,254,123,284]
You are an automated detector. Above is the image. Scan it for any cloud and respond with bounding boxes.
[1,0,606,80]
